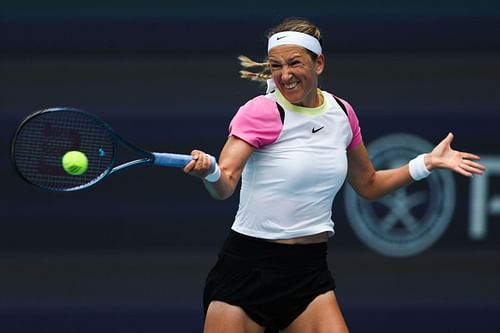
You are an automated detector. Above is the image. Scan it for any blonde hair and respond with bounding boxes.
[238,17,323,83]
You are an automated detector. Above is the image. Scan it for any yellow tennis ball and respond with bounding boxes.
[62,151,88,176]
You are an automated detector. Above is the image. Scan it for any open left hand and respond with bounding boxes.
[428,132,486,177]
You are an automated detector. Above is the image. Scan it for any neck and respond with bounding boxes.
[316,89,324,107]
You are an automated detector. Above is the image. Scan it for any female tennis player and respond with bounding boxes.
[183,17,485,333]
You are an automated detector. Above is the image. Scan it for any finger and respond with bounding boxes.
[201,153,213,175]
[191,150,202,161]
[455,164,473,177]
[198,153,208,170]
[444,132,454,145]
[459,170,473,177]
[183,159,197,173]
[461,161,485,174]
[188,152,209,175]
[460,152,481,161]
[190,150,207,172]
[463,159,486,170]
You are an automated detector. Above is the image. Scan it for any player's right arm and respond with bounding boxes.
[184,136,254,200]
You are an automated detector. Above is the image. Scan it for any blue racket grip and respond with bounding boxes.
[152,152,217,173]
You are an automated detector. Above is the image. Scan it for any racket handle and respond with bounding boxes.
[152,152,217,173]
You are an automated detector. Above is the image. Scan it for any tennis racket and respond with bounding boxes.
[10,107,216,191]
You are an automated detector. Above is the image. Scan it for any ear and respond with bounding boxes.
[315,53,325,75]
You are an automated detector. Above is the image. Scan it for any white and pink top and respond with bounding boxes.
[229,89,362,240]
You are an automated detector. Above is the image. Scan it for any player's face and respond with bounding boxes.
[268,45,324,108]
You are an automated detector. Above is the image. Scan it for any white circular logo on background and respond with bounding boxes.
[344,134,456,257]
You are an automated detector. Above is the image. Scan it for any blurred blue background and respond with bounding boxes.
[1,1,499,332]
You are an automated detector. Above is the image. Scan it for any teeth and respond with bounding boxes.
[285,82,298,89]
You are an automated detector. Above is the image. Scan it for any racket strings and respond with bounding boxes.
[13,110,114,191]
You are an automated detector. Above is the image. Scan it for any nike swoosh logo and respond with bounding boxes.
[277,36,287,40]
[312,126,325,133]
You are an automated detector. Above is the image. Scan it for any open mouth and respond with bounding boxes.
[284,81,299,90]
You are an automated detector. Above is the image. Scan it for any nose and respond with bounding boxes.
[280,66,293,81]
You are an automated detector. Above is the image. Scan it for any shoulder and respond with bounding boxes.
[239,95,280,115]
[324,92,363,150]
[229,95,284,149]
[323,92,355,117]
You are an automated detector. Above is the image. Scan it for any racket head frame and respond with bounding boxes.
[10,107,205,192]
[10,107,151,191]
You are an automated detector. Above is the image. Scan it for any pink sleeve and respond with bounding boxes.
[336,97,363,150]
[229,96,283,149]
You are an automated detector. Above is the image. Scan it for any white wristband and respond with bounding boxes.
[409,153,431,181]
[204,163,221,183]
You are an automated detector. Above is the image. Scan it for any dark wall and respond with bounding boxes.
[1,2,499,332]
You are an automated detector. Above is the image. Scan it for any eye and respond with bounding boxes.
[270,63,282,70]
[290,60,302,67]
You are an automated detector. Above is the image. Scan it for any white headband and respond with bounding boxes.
[267,31,322,55]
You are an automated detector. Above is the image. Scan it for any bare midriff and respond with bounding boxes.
[270,231,329,245]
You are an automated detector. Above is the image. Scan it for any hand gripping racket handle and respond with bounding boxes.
[152,152,217,173]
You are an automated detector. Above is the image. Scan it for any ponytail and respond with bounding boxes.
[238,55,271,82]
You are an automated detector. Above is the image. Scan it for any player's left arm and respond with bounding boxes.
[346,132,485,201]
[346,142,412,201]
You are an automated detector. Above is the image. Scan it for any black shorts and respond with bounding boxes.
[203,231,336,332]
